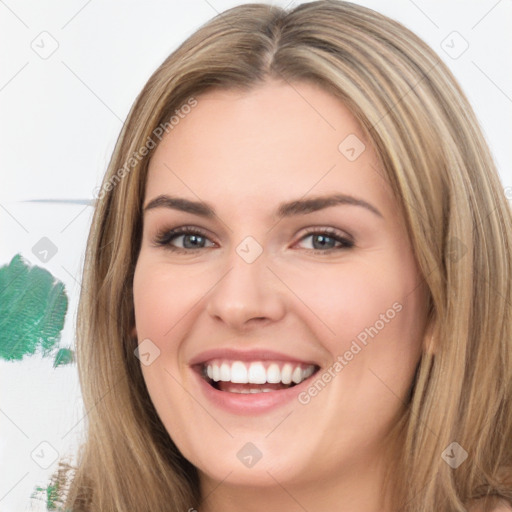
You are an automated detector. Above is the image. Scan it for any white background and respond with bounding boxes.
[1,1,511,510]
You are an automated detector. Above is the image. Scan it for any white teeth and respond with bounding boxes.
[219,362,230,382]
[292,367,303,384]
[281,363,293,384]
[231,361,248,383]
[303,366,314,379]
[266,363,281,383]
[229,387,274,394]
[248,362,267,384]
[203,360,316,386]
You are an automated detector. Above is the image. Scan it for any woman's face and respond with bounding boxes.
[133,80,429,496]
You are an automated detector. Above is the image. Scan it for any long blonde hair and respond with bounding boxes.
[63,1,512,510]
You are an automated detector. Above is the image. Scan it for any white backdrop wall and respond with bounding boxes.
[1,1,511,510]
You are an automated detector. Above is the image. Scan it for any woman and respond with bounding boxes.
[63,1,512,510]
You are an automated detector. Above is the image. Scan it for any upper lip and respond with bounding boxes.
[189,348,320,367]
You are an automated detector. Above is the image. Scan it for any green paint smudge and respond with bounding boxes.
[31,460,74,511]
[0,254,68,362]
[53,348,74,367]
[31,482,61,510]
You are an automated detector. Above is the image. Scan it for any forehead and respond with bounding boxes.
[145,80,392,216]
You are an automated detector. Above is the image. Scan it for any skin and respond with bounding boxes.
[132,79,430,512]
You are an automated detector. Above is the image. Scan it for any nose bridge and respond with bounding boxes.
[205,235,285,327]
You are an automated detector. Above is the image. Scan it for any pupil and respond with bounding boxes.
[313,234,334,250]
[183,234,204,249]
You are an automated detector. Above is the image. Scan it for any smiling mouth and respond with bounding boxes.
[196,359,320,394]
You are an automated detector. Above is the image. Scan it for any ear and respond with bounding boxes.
[130,325,138,339]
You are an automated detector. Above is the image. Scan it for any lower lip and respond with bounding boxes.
[192,368,317,415]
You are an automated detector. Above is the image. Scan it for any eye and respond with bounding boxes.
[295,227,354,253]
[153,226,215,254]
[152,226,354,254]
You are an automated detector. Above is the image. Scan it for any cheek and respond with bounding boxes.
[285,257,414,343]
[132,260,197,438]
[132,258,205,342]
[287,251,425,394]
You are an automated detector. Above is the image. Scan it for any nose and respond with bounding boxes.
[205,246,286,331]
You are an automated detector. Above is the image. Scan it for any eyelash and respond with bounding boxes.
[152,226,355,255]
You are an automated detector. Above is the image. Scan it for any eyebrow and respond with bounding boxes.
[143,193,383,219]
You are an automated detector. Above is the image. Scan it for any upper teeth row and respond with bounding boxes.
[204,360,315,385]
